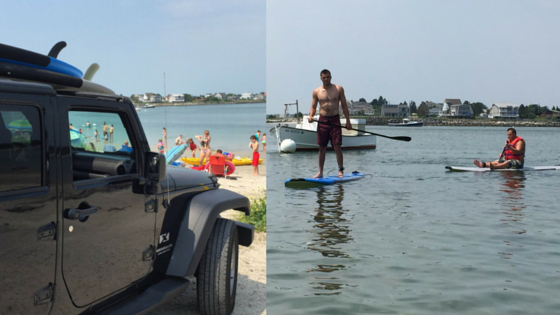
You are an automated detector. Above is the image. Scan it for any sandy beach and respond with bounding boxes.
[150,147,267,315]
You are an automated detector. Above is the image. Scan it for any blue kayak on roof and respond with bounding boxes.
[285,171,365,188]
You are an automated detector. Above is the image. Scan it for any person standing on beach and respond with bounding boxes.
[250,135,260,175]
[474,128,525,169]
[157,139,165,154]
[103,122,108,140]
[196,130,211,150]
[309,69,352,178]
[187,138,198,158]
[256,130,261,142]
[109,124,114,142]
[262,133,267,152]
[162,127,167,152]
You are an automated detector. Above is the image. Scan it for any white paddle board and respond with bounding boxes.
[445,166,560,172]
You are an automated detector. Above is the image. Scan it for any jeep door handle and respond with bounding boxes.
[64,206,98,220]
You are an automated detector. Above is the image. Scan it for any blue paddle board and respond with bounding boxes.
[0,43,83,78]
[285,171,365,188]
[165,144,187,164]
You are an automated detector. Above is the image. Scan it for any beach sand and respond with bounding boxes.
[150,148,267,315]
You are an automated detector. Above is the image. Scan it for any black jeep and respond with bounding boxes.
[0,45,254,315]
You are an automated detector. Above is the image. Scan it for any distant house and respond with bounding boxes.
[205,93,213,98]
[346,101,373,115]
[381,104,409,117]
[143,93,162,103]
[167,94,184,102]
[253,93,265,100]
[240,92,253,100]
[489,103,520,119]
[443,99,472,117]
[227,95,238,101]
[130,94,144,102]
[214,93,227,100]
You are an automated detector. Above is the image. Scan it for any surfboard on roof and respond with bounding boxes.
[0,41,114,95]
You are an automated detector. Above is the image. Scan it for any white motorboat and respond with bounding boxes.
[145,104,156,108]
[271,115,376,151]
[388,118,423,127]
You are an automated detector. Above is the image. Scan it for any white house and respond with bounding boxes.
[489,103,520,119]
[240,92,253,100]
[253,93,265,100]
[143,93,162,103]
[167,94,184,102]
[214,93,227,100]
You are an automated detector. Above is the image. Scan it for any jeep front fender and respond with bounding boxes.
[166,189,252,277]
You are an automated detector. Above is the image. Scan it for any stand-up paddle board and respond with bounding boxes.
[285,171,365,188]
[445,166,560,172]
[165,145,187,164]
[0,43,83,78]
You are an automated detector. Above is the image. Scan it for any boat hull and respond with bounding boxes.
[273,125,376,151]
[388,122,423,127]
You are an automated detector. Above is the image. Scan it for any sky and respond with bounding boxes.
[266,0,560,114]
[0,0,265,97]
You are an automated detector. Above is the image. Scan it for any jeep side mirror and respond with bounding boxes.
[145,152,166,182]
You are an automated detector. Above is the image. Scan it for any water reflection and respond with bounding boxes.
[306,184,354,295]
[498,172,526,260]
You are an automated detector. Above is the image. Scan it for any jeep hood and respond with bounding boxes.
[160,165,216,192]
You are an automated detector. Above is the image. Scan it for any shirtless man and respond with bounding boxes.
[474,128,525,169]
[309,69,352,178]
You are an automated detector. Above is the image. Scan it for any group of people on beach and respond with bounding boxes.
[70,121,131,152]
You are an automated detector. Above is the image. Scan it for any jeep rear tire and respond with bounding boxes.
[197,218,239,315]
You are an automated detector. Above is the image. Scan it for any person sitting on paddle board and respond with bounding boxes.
[309,69,352,178]
[474,128,525,169]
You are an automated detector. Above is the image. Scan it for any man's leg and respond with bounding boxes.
[333,144,344,177]
[313,145,327,178]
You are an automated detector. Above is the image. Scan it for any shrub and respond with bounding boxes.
[237,192,266,232]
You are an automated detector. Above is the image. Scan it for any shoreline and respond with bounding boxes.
[137,100,265,107]
[267,117,560,127]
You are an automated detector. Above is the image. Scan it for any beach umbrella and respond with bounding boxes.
[7,119,32,131]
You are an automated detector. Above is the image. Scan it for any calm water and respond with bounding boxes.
[267,125,560,315]
[138,103,266,155]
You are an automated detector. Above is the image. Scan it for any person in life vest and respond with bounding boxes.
[474,128,525,169]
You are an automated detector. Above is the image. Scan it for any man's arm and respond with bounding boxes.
[309,90,318,123]
[338,86,352,130]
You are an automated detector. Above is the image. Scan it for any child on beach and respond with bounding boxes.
[199,140,211,166]
[187,138,198,158]
[262,133,267,152]
[157,139,165,154]
[94,129,99,142]
[109,125,114,142]
[250,135,260,175]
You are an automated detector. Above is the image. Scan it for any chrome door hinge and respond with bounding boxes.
[34,283,54,305]
[142,245,155,261]
[37,222,57,241]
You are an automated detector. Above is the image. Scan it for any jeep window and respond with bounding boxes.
[69,111,137,181]
[0,105,43,192]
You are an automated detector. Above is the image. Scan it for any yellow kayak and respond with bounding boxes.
[181,157,262,166]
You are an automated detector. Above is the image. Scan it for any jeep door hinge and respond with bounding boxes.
[37,222,57,241]
[145,199,158,213]
[142,245,155,261]
[34,283,54,306]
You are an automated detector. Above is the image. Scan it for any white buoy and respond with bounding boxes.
[280,139,296,153]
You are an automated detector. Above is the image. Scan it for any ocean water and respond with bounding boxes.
[138,103,266,156]
[69,103,266,155]
[267,125,560,315]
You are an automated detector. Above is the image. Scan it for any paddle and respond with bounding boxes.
[312,119,411,142]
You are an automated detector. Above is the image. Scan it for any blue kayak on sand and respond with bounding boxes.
[285,171,365,188]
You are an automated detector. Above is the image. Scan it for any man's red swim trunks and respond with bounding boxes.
[317,114,342,147]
